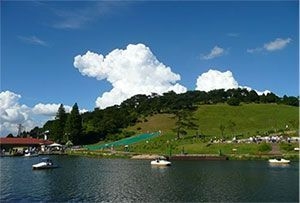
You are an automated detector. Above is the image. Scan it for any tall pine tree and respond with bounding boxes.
[52,104,67,142]
[65,103,82,145]
[172,109,198,139]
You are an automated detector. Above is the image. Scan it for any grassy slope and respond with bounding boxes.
[123,104,299,156]
[194,103,298,137]
[127,113,176,134]
[127,104,299,138]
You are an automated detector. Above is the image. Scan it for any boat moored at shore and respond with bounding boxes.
[268,158,290,164]
[151,156,171,166]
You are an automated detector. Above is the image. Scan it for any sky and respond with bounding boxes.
[1,0,299,136]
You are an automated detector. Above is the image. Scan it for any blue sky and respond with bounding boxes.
[1,1,299,135]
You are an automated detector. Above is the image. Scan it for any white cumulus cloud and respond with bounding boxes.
[32,103,68,116]
[32,103,87,116]
[201,46,225,60]
[196,69,238,91]
[0,91,33,136]
[0,90,88,136]
[74,43,187,109]
[195,69,270,95]
[0,91,21,109]
[239,86,271,96]
[247,37,291,53]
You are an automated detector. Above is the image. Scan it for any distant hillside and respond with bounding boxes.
[127,104,299,138]
[35,89,298,145]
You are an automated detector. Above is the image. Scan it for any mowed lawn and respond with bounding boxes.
[194,103,299,137]
[126,103,298,155]
[127,103,298,138]
[127,113,176,134]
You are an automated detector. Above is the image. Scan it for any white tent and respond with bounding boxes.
[49,143,62,147]
[65,140,73,147]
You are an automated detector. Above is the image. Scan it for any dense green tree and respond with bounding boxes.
[29,126,42,138]
[265,92,279,103]
[185,90,209,105]
[248,90,259,103]
[65,103,82,145]
[282,95,299,106]
[56,104,67,120]
[172,109,198,139]
[208,89,227,104]
[6,133,14,138]
[20,131,28,138]
[42,104,68,142]
[56,104,67,142]
[43,119,60,142]
[227,97,240,106]
[161,91,178,111]
[259,94,267,103]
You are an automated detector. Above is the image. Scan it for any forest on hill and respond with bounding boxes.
[16,88,299,145]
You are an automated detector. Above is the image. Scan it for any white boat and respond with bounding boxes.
[32,158,58,170]
[24,151,39,157]
[268,158,290,164]
[151,156,171,166]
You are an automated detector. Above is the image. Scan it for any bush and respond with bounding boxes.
[280,143,294,152]
[258,142,272,152]
[227,97,240,106]
[123,130,135,138]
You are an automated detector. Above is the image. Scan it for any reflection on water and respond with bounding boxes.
[268,162,291,168]
[0,156,299,202]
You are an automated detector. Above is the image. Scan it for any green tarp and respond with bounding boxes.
[85,132,160,150]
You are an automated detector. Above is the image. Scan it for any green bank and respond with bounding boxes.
[80,103,299,159]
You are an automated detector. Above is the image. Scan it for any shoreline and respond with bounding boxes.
[67,150,299,161]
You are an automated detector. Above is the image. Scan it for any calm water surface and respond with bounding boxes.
[0,155,299,202]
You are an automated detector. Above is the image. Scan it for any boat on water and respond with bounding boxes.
[32,158,58,170]
[151,156,171,166]
[24,151,39,157]
[268,158,290,164]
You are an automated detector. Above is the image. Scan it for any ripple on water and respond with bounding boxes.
[1,157,299,202]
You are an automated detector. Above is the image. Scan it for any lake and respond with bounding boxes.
[0,155,299,202]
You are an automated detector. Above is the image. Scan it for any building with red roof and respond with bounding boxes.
[0,137,53,152]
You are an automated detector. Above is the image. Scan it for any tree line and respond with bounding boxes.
[17,88,298,145]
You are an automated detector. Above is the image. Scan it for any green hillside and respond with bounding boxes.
[122,103,299,156]
[194,103,298,137]
[128,103,299,138]
[79,103,298,158]
[127,113,176,134]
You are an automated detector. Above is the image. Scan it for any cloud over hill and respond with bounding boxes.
[196,69,270,95]
[74,43,187,108]
[1,45,273,136]
[0,91,87,136]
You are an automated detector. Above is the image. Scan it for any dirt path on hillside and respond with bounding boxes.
[269,143,282,155]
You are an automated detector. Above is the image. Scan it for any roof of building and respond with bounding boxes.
[0,137,53,145]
